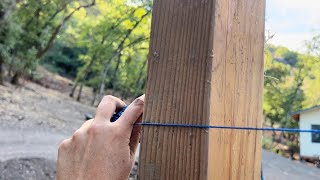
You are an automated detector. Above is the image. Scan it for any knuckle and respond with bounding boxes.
[104,123,120,136]
[97,96,115,111]
[113,127,124,139]
[133,97,145,107]
[102,95,115,103]
[72,130,83,141]
[87,124,101,136]
[58,139,70,152]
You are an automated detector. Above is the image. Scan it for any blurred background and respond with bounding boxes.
[0,0,319,179]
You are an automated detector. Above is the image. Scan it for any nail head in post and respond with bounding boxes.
[153,51,160,61]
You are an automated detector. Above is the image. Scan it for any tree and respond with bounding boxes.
[302,34,320,107]
[6,0,96,84]
[0,0,17,84]
[264,46,302,142]
[274,46,298,66]
[41,42,86,78]
[67,0,151,101]
[263,41,320,146]
[307,34,320,57]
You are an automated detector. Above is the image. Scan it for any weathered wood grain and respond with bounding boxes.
[139,0,265,179]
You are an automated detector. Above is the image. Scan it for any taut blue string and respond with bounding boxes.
[111,106,320,133]
[134,122,320,133]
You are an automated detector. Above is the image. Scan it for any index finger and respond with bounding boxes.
[94,95,126,123]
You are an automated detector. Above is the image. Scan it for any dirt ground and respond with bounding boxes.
[0,82,94,133]
[0,79,93,179]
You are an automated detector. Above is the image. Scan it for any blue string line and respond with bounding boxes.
[135,122,320,133]
[111,106,320,133]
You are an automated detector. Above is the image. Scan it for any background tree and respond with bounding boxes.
[1,0,96,84]
[66,0,151,102]
[263,40,320,151]
[0,0,18,84]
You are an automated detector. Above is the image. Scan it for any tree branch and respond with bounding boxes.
[98,10,151,98]
[36,0,96,59]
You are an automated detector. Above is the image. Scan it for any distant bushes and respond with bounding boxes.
[41,43,86,78]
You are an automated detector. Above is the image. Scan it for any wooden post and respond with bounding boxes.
[139,0,265,179]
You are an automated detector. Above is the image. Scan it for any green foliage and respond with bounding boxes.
[274,46,298,66]
[66,0,151,98]
[262,136,273,149]
[41,43,86,77]
[264,42,320,131]
[0,0,96,83]
[306,34,320,57]
[0,0,18,64]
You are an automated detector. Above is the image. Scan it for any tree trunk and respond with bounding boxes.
[69,81,78,97]
[110,54,121,85]
[70,54,96,97]
[284,69,304,120]
[0,57,4,85]
[76,83,83,102]
[97,10,150,102]
[271,122,276,141]
[91,88,98,106]
[8,59,13,76]
[11,72,21,85]
[98,66,107,102]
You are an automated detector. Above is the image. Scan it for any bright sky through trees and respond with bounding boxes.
[266,0,320,52]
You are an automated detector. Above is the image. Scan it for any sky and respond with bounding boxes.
[266,0,320,52]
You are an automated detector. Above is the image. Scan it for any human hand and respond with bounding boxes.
[56,95,145,180]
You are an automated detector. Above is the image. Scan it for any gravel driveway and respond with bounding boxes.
[262,149,320,180]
